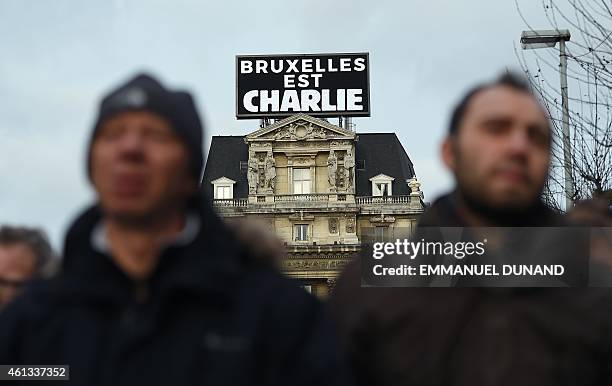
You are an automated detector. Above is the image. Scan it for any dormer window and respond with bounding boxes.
[211,177,236,199]
[375,183,389,196]
[369,174,395,197]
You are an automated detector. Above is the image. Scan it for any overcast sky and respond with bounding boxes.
[0,0,562,249]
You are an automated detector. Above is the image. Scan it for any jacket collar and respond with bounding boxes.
[419,190,563,227]
[57,193,244,306]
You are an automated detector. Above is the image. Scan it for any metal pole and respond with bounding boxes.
[559,39,574,210]
[345,117,352,131]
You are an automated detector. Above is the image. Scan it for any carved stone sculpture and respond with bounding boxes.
[274,124,297,140]
[247,154,259,194]
[327,150,337,189]
[343,149,355,189]
[346,217,356,233]
[408,177,421,194]
[264,151,277,191]
[329,218,339,234]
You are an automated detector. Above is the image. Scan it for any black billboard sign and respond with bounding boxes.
[236,53,370,119]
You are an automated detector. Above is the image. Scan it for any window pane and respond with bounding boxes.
[374,182,389,197]
[293,168,310,181]
[294,224,308,241]
[216,186,231,199]
[375,227,386,241]
[374,183,382,196]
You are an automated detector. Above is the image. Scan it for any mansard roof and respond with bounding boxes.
[354,133,415,196]
[201,118,416,198]
[201,136,248,199]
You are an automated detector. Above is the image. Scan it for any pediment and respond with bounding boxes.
[369,174,395,182]
[245,114,356,142]
[211,176,236,185]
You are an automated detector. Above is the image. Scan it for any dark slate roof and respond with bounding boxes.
[354,133,416,196]
[201,136,249,199]
[202,132,415,198]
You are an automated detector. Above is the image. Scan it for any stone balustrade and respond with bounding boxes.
[212,198,248,207]
[355,195,411,205]
[274,194,330,202]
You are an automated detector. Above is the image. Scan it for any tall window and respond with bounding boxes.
[215,186,231,199]
[294,224,309,241]
[293,168,311,194]
[374,226,388,242]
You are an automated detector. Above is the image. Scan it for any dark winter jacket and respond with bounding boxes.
[0,195,353,386]
[329,192,612,386]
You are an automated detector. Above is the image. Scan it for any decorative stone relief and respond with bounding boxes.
[329,218,339,234]
[330,140,352,147]
[369,214,396,224]
[281,259,350,271]
[326,278,337,292]
[305,123,327,139]
[273,121,328,141]
[346,217,356,233]
[274,124,297,140]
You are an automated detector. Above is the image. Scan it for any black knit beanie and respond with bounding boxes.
[87,73,204,181]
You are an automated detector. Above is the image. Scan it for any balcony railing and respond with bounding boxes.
[212,195,415,208]
[274,194,330,202]
[356,195,412,205]
[212,198,248,207]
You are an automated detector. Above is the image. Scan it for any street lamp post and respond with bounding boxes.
[521,29,574,211]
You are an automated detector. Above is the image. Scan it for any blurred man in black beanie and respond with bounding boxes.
[0,73,353,386]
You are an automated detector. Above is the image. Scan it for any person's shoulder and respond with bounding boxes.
[0,279,60,324]
[239,264,319,308]
[0,279,60,360]
[226,263,325,333]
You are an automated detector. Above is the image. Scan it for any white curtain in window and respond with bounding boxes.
[216,186,231,199]
[293,168,311,194]
[294,224,309,241]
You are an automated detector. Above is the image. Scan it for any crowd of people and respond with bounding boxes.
[0,72,610,386]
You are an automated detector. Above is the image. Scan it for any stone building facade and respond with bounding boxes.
[202,113,425,297]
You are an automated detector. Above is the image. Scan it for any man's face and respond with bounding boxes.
[0,243,36,310]
[91,111,197,222]
[442,86,551,211]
